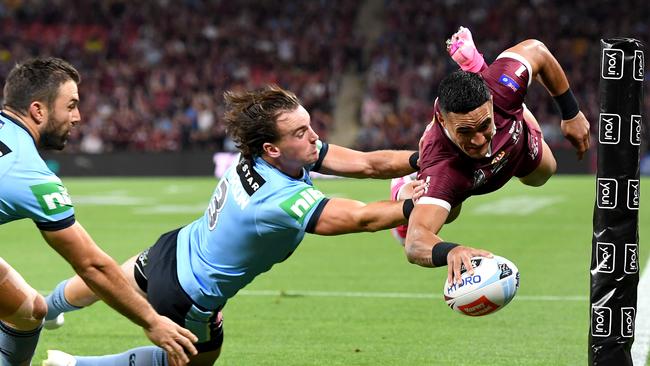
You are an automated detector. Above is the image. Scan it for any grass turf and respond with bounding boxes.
[1,176,647,365]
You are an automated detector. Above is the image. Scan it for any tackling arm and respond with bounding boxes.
[318,144,417,179]
[40,222,198,363]
[312,198,410,235]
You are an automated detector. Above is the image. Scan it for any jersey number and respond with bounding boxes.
[207,179,228,230]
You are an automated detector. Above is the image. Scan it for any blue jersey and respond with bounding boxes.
[0,112,75,230]
[176,144,330,310]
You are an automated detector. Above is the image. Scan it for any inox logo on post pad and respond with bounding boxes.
[597,178,617,209]
[596,242,615,274]
[621,307,635,338]
[591,306,612,337]
[627,179,639,210]
[602,48,624,79]
[631,115,641,145]
[599,113,620,144]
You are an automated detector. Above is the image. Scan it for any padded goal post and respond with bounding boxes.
[590,38,644,365]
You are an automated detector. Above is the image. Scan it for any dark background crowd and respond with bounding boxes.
[0,0,647,158]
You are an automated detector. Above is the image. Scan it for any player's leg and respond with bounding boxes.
[390,175,415,245]
[44,253,144,327]
[0,258,46,365]
[518,105,557,187]
[44,228,224,365]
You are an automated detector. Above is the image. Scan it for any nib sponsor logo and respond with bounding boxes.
[599,113,621,145]
[596,242,615,273]
[602,48,624,80]
[591,306,612,337]
[627,179,639,210]
[597,178,617,209]
[624,244,638,274]
[621,307,635,338]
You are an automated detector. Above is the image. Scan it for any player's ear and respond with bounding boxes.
[28,101,47,125]
[263,142,281,158]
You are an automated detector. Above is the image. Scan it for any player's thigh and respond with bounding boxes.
[0,257,47,329]
[121,254,147,298]
[519,140,557,187]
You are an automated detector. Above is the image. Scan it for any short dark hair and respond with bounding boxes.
[224,85,301,159]
[3,57,80,114]
[438,71,490,114]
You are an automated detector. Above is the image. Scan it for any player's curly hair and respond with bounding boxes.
[224,85,300,160]
[438,71,490,114]
[3,57,80,114]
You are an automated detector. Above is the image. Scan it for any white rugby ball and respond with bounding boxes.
[443,255,519,316]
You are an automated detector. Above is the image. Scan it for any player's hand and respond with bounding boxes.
[144,315,198,365]
[446,246,493,285]
[561,111,590,160]
[399,180,425,202]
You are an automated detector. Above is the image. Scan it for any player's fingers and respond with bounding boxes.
[461,255,474,277]
[453,256,463,285]
[167,341,190,364]
[475,249,493,258]
[176,332,198,356]
[446,256,455,285]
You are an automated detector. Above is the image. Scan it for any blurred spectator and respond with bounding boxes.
[0,0,358,153]
[355,0,649,154]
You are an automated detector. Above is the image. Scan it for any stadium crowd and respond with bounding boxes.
[0,0,358,152]
[0,0,647,154]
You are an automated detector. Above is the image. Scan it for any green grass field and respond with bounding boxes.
[2,176,648,365]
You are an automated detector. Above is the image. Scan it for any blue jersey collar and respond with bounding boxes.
[0,111,36,144]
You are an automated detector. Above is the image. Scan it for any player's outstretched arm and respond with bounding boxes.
[506,39,590,159]
[405,204,492,284]
[41,222,198,364]
[318,144,417,179]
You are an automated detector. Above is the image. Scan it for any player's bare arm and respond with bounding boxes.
[405,204,492,284]
[313,197,414,235]
[40,222,198,364]
[506,39,591,159]
[318,144,417,178]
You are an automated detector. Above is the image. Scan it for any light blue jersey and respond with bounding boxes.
[0,112,75,231]
[176,147,330,310]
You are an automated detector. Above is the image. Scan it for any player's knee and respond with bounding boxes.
[31,294,48,322]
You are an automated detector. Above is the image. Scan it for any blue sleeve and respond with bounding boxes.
[1,174,76,230]
[263,183,328,232]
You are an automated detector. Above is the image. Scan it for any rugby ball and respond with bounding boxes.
[443,255,519,316]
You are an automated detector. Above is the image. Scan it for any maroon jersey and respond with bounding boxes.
[418,54,543,210]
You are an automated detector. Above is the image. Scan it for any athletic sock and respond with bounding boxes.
[45,279,82,320]
[74,346,167,366]
[0,321,42,365]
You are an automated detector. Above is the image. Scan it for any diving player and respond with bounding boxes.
[392,29,590,285]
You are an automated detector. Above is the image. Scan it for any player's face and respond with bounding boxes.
[441,98,495,159]
[40,80,81,150]
[274,105,320,166]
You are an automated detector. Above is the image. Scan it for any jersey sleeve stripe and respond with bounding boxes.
[417,197,451,212]
[496,51,533,87]
[310,142,329,172]
[35,214,76,231]
[305,198,329,233]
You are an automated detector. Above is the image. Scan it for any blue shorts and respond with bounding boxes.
[134,228,224,352]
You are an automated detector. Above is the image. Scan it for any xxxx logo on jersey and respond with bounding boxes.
[280,187,325,224]
[30,182,73,216]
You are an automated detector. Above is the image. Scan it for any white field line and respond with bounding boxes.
[632,255,650,366]
[238,289,585,301]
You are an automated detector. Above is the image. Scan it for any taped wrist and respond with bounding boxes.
[553,88,579,120]
[409,152,419,170]
[431,241,459,267]
[402,199,414,219]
